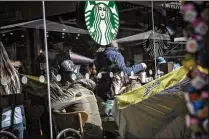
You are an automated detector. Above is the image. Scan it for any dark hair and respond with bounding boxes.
[89,63,95,68]
[80,64,89,75]
[0,41,20,95]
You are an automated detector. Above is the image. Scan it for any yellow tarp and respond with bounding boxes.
[116,67,188,109]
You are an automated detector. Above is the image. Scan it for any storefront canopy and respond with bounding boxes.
[117,30,170,43]
[117,31,187,43]
[0,19,88,34]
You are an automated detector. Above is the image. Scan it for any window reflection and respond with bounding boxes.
[1,1,206,139]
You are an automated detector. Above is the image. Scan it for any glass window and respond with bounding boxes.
[41,2,207,139]
[152,1,184,77]
[0,1,49,139]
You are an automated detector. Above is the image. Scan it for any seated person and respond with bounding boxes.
[157,57,179,76]
[157,57,167,76]
[52,49,102,139]
[80,63,97,81]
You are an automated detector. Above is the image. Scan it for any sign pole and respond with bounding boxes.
[151,1,158,79]
[42,1,53,139]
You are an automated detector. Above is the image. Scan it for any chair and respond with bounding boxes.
[53,111,88,139]
[0,93,24,139]
[0,130,18,139]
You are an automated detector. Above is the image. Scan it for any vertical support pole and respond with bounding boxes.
[42,1,53,139]
[151,1,157,79]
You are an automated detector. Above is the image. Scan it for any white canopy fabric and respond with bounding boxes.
[70,52,94,64]
[0,19,88,34]
[117,31,187,43]
[174,37,187,42]
[43,50,94,64]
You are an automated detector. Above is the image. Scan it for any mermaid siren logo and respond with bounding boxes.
[85,1,119,45]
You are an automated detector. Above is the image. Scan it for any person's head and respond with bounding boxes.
[98,4,107,20]
[0,41,20,94]
[157,57,166,65]
[60,60,81,84]
[108,39,119,50]
[80,64,89,76]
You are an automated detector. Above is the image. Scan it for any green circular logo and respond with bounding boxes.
[85,1,119,46]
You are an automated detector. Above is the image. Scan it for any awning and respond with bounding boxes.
[117,30,170,43]
[117,32,187,43]
[0,19,88,34]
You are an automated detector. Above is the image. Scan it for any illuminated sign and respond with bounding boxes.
[85,1,119,45]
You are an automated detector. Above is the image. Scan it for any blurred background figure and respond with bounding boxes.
[157,57,166,65]
[89,63,97,81]
[33,51,46,77]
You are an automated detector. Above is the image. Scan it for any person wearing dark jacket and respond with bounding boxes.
[54,42,82,85]
[96,40,147,116]
[104,40,147,75]
[51,42,103,138]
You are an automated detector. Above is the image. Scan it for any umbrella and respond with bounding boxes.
[117,25,176,58]
[0,19,88,34]
[117,30,170,43]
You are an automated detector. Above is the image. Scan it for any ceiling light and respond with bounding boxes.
[10,32,13,35]
[21,35,24,38]
[47,35,49,37]
[62,33,65,35]
[62,36,64,38]
[2,34,5,36]
[63,29,66,31]
[76,37,78,40]
[77,34,80,36]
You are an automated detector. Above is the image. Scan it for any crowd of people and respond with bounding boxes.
[1,39,182,139]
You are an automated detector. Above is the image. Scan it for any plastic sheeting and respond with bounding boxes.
[112,93,191,138]
[112,67,190,138]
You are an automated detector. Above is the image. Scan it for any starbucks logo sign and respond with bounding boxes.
[85,1,119,45]
[143,26,171,58]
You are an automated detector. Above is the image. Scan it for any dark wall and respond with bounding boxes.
[0,1,78,26]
